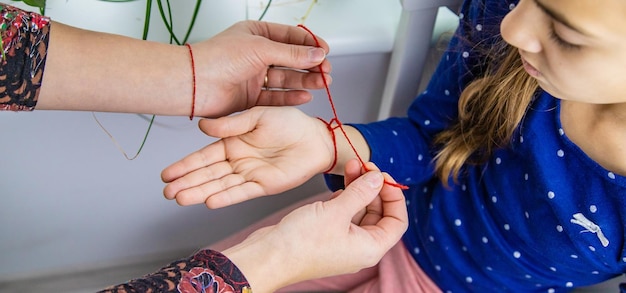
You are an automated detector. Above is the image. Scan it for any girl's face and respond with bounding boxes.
[500,0,626,104]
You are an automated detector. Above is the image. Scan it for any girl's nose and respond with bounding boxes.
[500,0,543,53]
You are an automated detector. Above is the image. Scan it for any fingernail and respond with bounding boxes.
[363,171,383,188]
[309,47,326,62]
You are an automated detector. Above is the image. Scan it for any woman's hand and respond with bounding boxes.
[191,20,331,118]
[161,106,335,208]
[222,160,409,292]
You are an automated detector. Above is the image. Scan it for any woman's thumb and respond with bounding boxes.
[198,107,265,138]
[329,171,384,215]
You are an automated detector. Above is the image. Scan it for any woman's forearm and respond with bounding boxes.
[222,232,289,293]
[98,249,252,293]
[37,21,193,115]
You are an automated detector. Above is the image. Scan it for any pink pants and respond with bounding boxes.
[209,192,442,293]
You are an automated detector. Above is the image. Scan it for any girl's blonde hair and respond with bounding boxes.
[433,44,538,186]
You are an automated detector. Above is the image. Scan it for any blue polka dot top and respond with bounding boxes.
[325,0,626,291]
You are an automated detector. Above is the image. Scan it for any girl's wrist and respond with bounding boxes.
[315,117,339,174]
[313,118,370,176]
[330,125,371,175]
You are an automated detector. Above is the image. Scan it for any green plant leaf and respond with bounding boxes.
[11,0,46,8]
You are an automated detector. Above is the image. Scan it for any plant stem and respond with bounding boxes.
[155,0,181,45]
[141,0,153,40]
[165,0,174,44]
[182,0,202,44]
[258,0,272,21]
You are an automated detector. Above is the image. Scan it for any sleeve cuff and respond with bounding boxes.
[97,249,252,293]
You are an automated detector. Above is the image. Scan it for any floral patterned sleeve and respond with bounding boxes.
[0,4,50,111]
[98,249,252,293]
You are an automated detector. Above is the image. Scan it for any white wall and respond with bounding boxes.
[0,0,402,281]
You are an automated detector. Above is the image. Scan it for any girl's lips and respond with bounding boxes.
[521,56,541,77]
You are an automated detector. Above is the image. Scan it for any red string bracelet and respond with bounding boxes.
[317,117,339,173]
[185,43,197,120]
[298,24,408,190]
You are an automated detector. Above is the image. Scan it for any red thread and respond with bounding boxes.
[298,24,408,190]
[317,117,339,173]
[185,43,197,120]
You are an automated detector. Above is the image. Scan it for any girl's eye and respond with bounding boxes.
[549,25,581,50]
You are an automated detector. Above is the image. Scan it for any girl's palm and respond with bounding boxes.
[161,107,332,208]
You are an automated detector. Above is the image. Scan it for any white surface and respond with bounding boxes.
[378,4,460,119]
[8,0,247,43]
[12,0,403,56]
[247,0,402,56]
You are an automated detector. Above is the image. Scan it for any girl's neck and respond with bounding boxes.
[560,100,626,176]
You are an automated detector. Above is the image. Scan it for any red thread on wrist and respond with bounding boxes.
[299,24,408,190]
[185,43,197,120]
[317,117,339,173]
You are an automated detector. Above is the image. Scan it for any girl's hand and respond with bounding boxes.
[161,106,334,208]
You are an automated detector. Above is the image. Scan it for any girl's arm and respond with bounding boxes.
[320,124,371,176]
[326,0,520,189]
